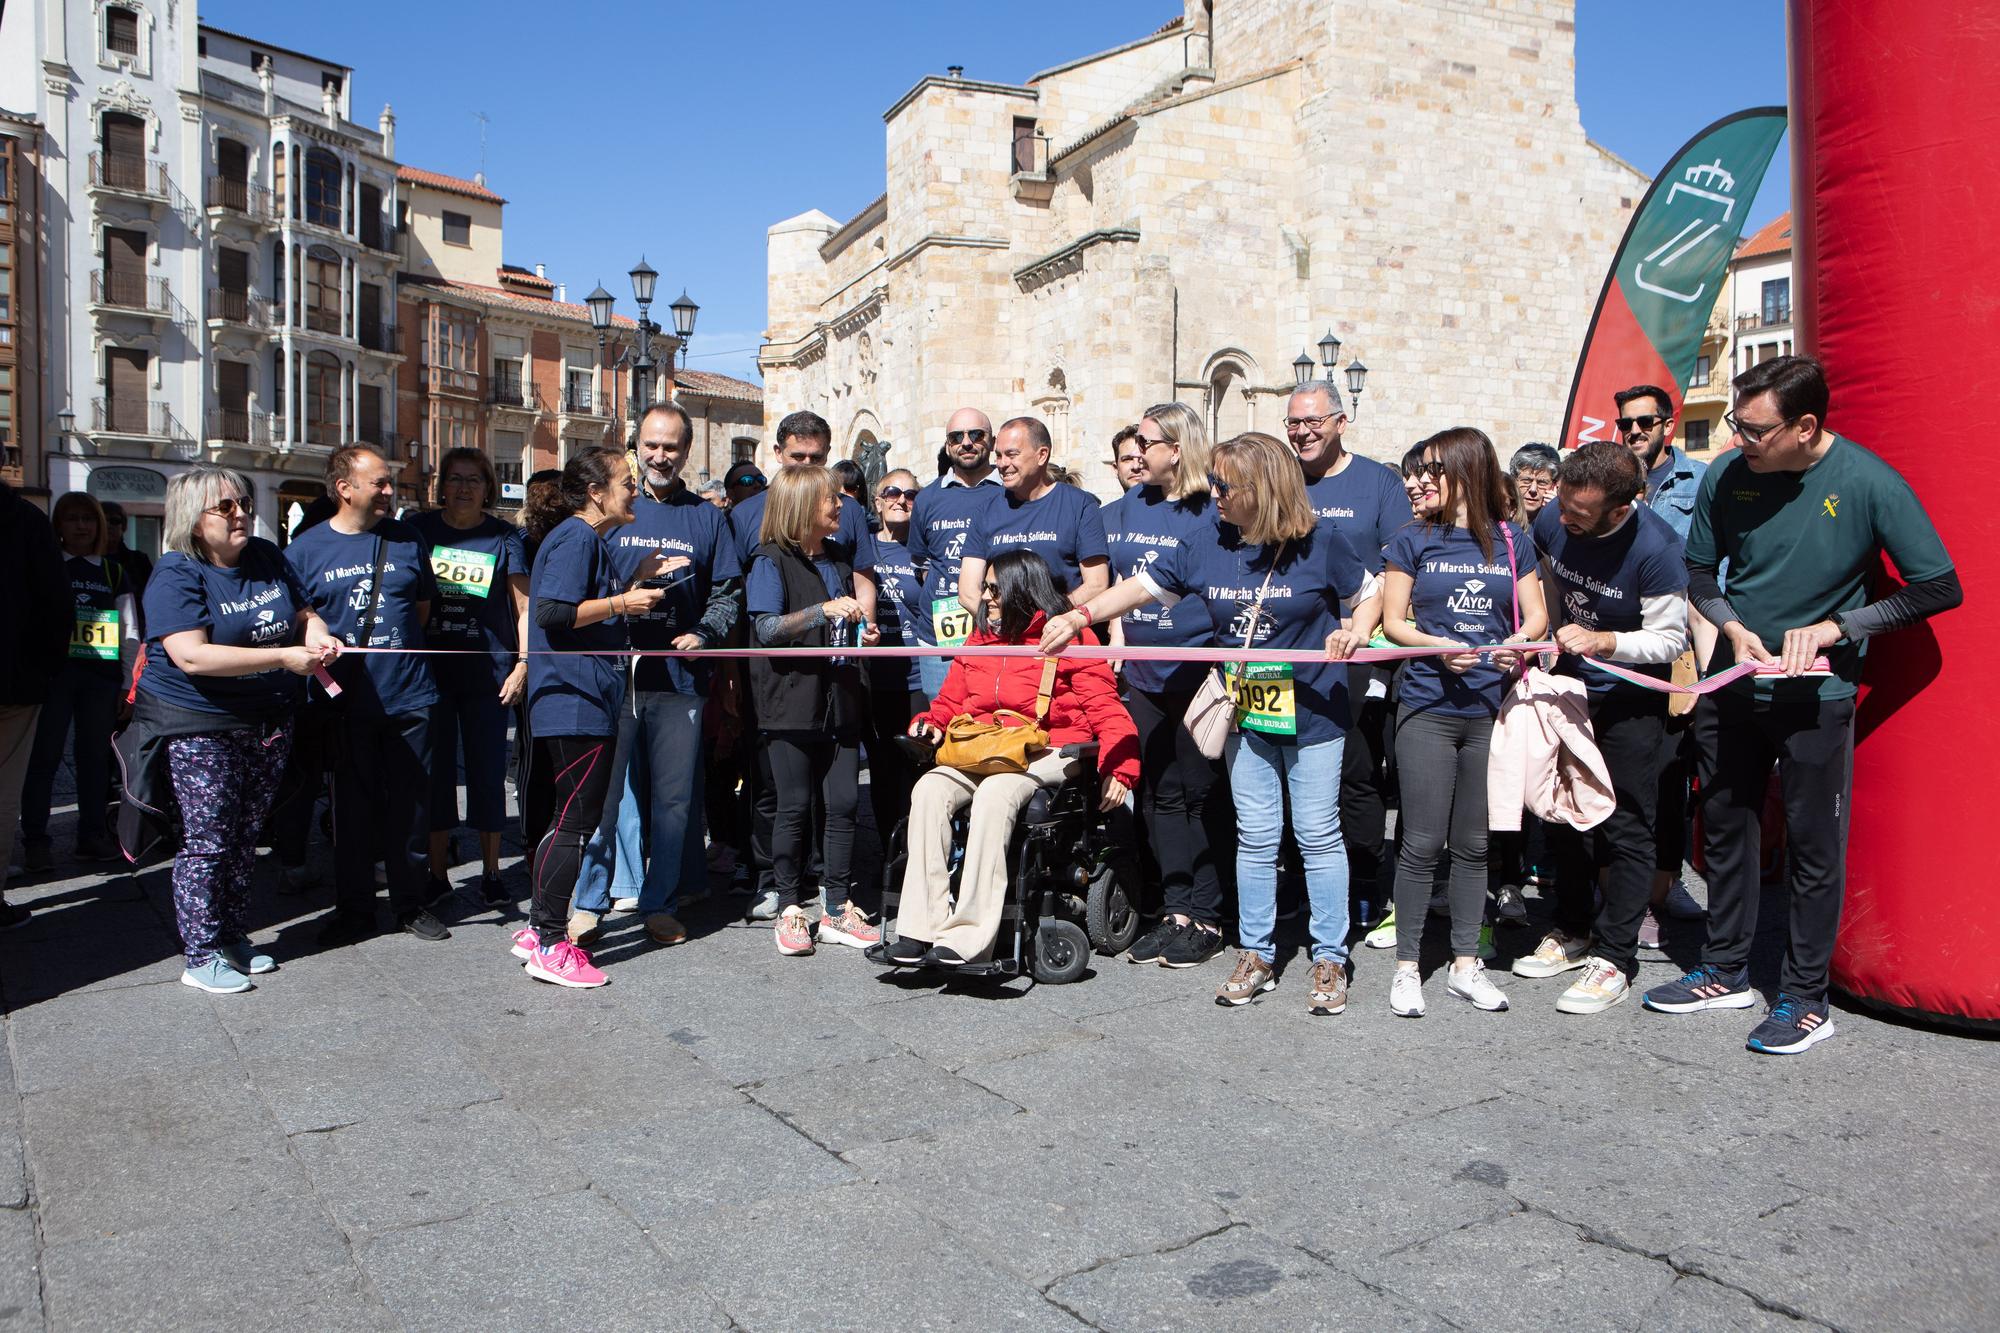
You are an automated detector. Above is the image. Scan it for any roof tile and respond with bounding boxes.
[397,165,507,205]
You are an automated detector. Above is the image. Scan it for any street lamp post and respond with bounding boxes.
[1295,327,1370,420]
[1292,349,1315,386]
[586,261,697,438]
[1345,359,1369,421]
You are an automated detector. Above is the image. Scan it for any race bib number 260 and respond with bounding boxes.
[430,546,498,599]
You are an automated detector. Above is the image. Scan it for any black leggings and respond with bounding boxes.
[767,734,858,912]
[1125,685,1226,926]
[866,686,928,872]
[531,735,615,946]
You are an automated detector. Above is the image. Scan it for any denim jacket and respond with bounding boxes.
[1645,446,1708,543]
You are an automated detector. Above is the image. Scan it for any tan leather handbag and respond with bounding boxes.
[934,657,1059,776]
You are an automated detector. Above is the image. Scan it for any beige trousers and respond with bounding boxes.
[0,705,42,894]
[897,748,1076,961]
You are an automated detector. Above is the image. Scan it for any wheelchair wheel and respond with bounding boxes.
[1029,918,1091,985]
[1085,861,1140,957]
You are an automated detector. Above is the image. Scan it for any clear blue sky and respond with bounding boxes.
[201,0,1789,383]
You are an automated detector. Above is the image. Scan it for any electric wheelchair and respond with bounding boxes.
[865,738,1142,984]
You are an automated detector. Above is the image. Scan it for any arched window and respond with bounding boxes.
[732,437,757,465]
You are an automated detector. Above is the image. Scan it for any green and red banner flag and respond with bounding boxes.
[1559,107,1788,449]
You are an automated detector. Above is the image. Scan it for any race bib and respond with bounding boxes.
[71,608,119,661]
[1225,661,1296,736]
[430,546,498,599]
[932,596,974,648]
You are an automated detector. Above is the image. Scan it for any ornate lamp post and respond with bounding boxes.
[1292,349,1315,385]
[585,261,696,439]
[1345,358,1369,421]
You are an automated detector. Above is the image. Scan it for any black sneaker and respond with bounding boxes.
[921,944,967,968]
[1641,963,1755,1014]
[1746,993,1836,1055]
[1159,923,1225,969]
[1127,918,1185,964]
[316,910,377,949]
[0,901,31,930]
[882,935,931,966]
[397,908,451,942]
[426,875,455,907]
[1492,882,1528,924]
[480,875,510,908]
[21,841,52,873]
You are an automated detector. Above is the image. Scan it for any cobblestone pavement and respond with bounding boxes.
[1,797,1995,1332]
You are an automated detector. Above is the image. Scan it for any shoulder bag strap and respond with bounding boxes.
[1500,524,1519,636]
[358,535,387,646]
[1032,654,1058,722]
[1244,541,1286,649]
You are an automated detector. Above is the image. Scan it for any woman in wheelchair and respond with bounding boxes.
[883,550,1139,969]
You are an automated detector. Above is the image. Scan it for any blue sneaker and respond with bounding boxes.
[1747,993,1836,1055]
[180,957,254,994]
[1641,964,1755,1013]
[217,937,276,975]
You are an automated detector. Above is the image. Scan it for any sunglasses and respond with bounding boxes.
[876,486,915,502]
[727,476,764,488]
[1408,461,1446,480]
[945,429,989,445]
[1615,414,1667,433]
[1205,474,1234,498]
[204,497,254,519]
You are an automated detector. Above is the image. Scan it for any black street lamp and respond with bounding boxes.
[1344,359,1369,421]
[1317,329,1342,377]
[1292,349,1315,386]
[584,260,696,430]
[669,289,699,371]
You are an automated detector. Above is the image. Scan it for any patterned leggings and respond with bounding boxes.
[166,724,292,967]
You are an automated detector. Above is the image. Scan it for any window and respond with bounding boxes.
[358,182,385,249]
[732,437,757,465]
[491,333,526,405]
[1682,419,1711,453]
[0,368,12,450]
[197,33,206,56]
[251,51,270,73]
[494,429,525,487]
[565,367,594,413]
[358,383,386,450]
[1012,118,1038,175]
[435,399,480,452]
[322,72,343,99]
[304,351,340,445]
[106,7,139,56]
[0,242,10,322]
[441,211,471,247]
[0,136,12,223]
[430,312,479,393]
[304,246,340,333]
[1761,277,1791,326]
[1690,355,1711,389]
[304,148,341,228]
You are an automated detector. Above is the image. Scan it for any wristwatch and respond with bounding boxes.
[1828,612,1850,641]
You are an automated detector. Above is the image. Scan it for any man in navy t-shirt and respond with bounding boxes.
[1517,442,1689,1014]
[1286,379,1412,919]
[573,402,742,942]
[284,446,448,945]
[905,406,1004,697]
[956,415,1109,614]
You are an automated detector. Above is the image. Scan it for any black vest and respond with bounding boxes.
[747,540,865,736]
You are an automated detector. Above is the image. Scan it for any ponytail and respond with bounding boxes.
[557,447,625,519]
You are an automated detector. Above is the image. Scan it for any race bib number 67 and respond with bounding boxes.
[932,597,975,648]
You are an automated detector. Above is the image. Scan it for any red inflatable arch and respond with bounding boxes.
[1790,0,2000,1027]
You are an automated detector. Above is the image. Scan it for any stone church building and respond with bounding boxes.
[760,0,1646,495]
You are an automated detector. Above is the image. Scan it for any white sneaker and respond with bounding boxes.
[1512,928,1593,979]
[1556,957,1630,1014]
[1447,960,1510,1011]
[1390,968,1425,1017]
[611,896,640,912]
[746,889,780,921]
[1660,880,1708,920]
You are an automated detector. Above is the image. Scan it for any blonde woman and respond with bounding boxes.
[1043,432,1377,1015]
[747,465,878,956]
[1104,403,1229,968]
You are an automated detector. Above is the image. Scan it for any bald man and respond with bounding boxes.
[905,406,1005,699]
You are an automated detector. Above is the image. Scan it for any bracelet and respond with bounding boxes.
[1077,604,1093,628]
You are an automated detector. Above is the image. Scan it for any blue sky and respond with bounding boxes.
[201,0,1789,383]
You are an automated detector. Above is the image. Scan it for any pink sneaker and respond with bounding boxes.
[818,903,882,950]
[775,907,815,956]
[524,939,609,988]
[509,927,539,961]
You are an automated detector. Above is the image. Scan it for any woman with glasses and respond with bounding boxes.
[138,467,340,992]
[860,470,929,891]
[412,448,530,910]
[1508,442,1560,526]
[1381,428,1548,1016]
[1042,432,1376,1015]
[1104,404,1229,969]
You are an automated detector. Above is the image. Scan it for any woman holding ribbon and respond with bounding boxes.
[412,447,530,909]
[1380,428,1547,1017]
[1042,432,1375,1016]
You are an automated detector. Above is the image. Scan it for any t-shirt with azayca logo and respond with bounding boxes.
[1385,520,1532,718]
[285,516,440,717]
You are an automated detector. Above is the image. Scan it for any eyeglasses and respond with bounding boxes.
[1724,411,1796,444]
[1205,474,1234,498]
[1615,414,1667,433]
[204,497,253,519]
[876,486,914,502]
[442,475,486,489]
[945,429,989,445]
[1283,414,1335,432]
[1514,473,1556,490]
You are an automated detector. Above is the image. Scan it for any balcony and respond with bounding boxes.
[358,321,403,355]
[488,374,544,412]
[1736,310,1791,332]
[206,406,273,447]
[424,363,483,399]
[91,269,176,321]
[205,176,275,224]
[562,386,613,418]
[208,287,271,329]
[93,398,197,457]
[88,152,170,203]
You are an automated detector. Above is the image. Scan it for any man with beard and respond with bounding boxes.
[906,407,1004,700]
[1616,384,1706,542]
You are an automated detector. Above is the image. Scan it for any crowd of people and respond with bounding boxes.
[0,354,1959,1056]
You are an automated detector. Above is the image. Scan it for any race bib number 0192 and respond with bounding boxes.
[932,597,974,648]
[430,546,498,599]
[1225,661,1297,736]
[70,608,119,661]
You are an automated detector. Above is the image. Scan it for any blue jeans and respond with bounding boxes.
[917,651,951,701]
[1226,729,1349,965]
[576,691,706,914]
[428,674,510,833]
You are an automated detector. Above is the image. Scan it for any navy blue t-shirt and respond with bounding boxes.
[730,490,875,577]
[1104,486,1215,694]
[1385,521,1533,719]
[285,517,439,717]
[527,516,627,737]
[608,487,740,695]
[1532,503,1688,696]
[1305,455,1412,574]
[1140,517,1366,746]
[140,540,308,721]
[868,536,925,694]
[962,484,1109,596]
[408,510,528,692]
[906,474,1004,644]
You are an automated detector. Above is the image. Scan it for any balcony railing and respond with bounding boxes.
[358,321,403,355]
[303,304,343,335]
[425,364,483,397]
[205,175,274,220]
[93,397,184,439]
[89,152,170,200]
[563,386,612,416]
[1736,311,1791,331]
[489,374,545,409]
[206,406,272,446]
[92,269,173,315]
[208,287,271,328]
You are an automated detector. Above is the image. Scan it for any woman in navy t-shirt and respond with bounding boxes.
[862,468,928,883]
[138,466,340,994]
[1380,428,1547,1017]
[1043,432,1377,1016]
[520,448,669,989]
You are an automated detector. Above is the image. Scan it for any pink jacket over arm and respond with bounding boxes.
[1487,668,1615,832]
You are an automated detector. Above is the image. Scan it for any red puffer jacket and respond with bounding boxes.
[920,613,1140,787]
